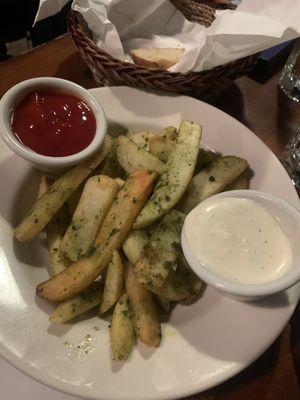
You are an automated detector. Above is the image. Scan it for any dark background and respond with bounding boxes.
[0,0,71,61]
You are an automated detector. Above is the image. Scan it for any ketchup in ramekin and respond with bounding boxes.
[11,90,96,157]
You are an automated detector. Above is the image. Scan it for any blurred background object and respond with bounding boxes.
[281,126,300,188]
[248,40,295,84]
[279,39,300,103]
[0,0,242,62]
[0,0,71,61]
[279,39,300,187]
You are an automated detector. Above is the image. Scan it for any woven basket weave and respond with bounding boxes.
[68,0,256,100]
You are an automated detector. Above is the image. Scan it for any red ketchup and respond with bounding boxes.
[11,90,96,157]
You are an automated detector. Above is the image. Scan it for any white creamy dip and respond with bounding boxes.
[184,197,292,284]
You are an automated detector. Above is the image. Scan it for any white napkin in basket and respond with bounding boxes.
[35,0,300,73]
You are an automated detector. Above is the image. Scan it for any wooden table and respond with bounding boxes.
[1,34,300,400]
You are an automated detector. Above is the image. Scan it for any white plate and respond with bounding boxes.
[0,86,299,400]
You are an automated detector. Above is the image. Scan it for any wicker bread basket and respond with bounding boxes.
[68,0,257,100]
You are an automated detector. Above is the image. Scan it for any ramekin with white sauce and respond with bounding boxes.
[182,190,300,301]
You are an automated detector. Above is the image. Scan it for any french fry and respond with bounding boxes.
[93,170,157,247]
[100,250,124,314]
[125,262,161,347]
[177,253,203,305]
[195,148,220,174]
[61,175,119,262]
[115,178,125,189]
[49,283,102,323]
[156,296,170,312]
[96,138,124,178]
[158,125,177,140]
[180,279,204,305]
[116,135,166,175]
[123,224,191,301]
[149,136,174,163]
[134,210,184,288]
[148,126,177,162]
[37,176,71,276]
[110,294,135,361]
[15,136,112,243]
[148,264,190,301]
[177,156,248,213]
[224,169,249,191]
[146,250,202,302]
[46,213,71,276]
[145,222,159,236]
[66,184,84,215]
[37,175,49,200]
[122,229,150,264]
[126,130,153,151]
[150,251,203,303]
[133,120,201,229]
[36,170,158,302]
[21,119,254,361]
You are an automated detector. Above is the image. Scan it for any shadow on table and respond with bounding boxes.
[211,82,249,128]
[291,302,300,388]
[54,51,95,90]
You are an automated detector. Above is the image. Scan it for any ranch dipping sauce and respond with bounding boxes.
[184,197,292,284]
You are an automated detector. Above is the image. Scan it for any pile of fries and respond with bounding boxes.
[15,120,249,361]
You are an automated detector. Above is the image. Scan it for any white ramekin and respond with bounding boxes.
[0,77,107,172]
[182,190,300,302]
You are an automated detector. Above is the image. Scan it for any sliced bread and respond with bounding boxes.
[131,48,185,70]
